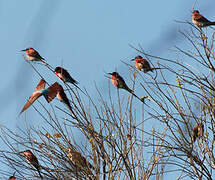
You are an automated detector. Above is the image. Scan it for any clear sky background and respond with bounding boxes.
[0,0,214,179]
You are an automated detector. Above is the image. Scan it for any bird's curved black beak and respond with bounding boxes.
[131,59,135,61]
[21,49,26,52]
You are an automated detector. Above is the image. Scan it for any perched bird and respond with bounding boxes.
[108,72,133,93]
[131,56,159,73]
[57,84,72,111]
[23,150,43,179]
[20,80,60,114]
[21,47,46,63]
[192,123,204,143]
[55,66,86,95]
[8,172,16,180]
[192,10,215,28]
[108,72,147,103]
[55,66,78,85]
[65,148,94,170]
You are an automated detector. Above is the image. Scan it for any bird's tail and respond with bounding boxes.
[151,67,161,71]
[64,100,73,112]
[37,168,43,179]
[124,86,147,103]
[69,83,87,96]
[67,104,73,112]
[40,59,48,65]
[209,22,215,26]
[124,85,133,94]
[131,92,147,103]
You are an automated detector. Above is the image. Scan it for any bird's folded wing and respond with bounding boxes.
[196,14,210,23]
[30,50,44,60]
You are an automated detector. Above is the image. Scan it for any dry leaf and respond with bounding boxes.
[45,132,51,138]
[53,132,61,138]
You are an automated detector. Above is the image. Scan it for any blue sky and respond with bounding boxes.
[0,0,214,178]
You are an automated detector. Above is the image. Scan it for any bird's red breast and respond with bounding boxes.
[110,74,119,87]
[135,60,144,70]
[192,11,201,26]
[56,72,64,81]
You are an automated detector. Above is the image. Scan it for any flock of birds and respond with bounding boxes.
[8,10,214,179]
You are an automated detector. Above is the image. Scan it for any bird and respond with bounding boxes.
[108,72,147,103]
[54,66,86,95]
[21,47,47,64]
[131,56,159,73]
[57,84,73,111]
[192,123,204,143]
[22,150,43,179]
[20,80,60,115]
[8,172,16,180]
[55,66,78,85]
[108,72,133,93]
[192,10,215,28]
[65,148,94,170]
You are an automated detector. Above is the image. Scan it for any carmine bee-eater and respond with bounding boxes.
[8,172,16,180]
[23,150,43,179]
[20,80,60,115]
[108,72,133,93]
[192,10,215,28]
[131,56,159,73]
[108,72,147,103]
[21,47,46,63]
[192,123,204,143]
[57,84,72,111]
[54,66,86,95]
[55,66,78,85]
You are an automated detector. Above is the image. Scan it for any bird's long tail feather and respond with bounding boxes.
[209,22,215,26]
[68,83,87,96]
[40,59,48,66]
[151,67,161,71]
[124,86,147,103]
[37,168,43,179]
[62,97,73,112]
